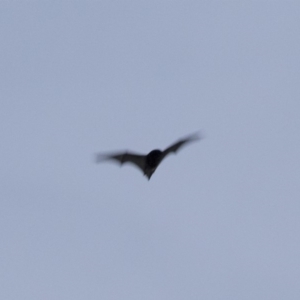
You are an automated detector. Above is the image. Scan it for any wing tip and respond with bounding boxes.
[94,153,106,164]
[190,130,205,141]
[94,151,128,166]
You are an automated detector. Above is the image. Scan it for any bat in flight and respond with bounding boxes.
[95,132,202,180]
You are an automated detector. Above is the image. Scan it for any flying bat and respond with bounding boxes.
[95,132,202,180]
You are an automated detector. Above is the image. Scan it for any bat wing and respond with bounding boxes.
[161,132,201,160]
[95,151,146,173]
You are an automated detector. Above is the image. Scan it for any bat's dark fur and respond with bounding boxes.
[95,132,201,180]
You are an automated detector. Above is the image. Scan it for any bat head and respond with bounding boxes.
[143,149,163,180]
[146,149,163,168]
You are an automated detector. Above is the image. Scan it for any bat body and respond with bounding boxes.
[95,132,201,180]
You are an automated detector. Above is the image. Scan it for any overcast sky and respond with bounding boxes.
[1,2,300,299]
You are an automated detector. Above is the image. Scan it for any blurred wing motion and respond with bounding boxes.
[95,131,202,180]
[162,132,201,159]
[95,152,146,173]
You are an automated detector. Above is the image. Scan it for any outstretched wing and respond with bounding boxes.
[162,132,201,160]
[95,151,146,173]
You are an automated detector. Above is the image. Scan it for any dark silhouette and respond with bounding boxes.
[95,132,201,180]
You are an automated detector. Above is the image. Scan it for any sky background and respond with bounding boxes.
[1,2,300,299]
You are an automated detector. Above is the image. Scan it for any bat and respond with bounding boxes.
[95,132,202,180]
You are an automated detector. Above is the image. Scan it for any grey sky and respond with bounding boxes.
[1,2,300,299]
